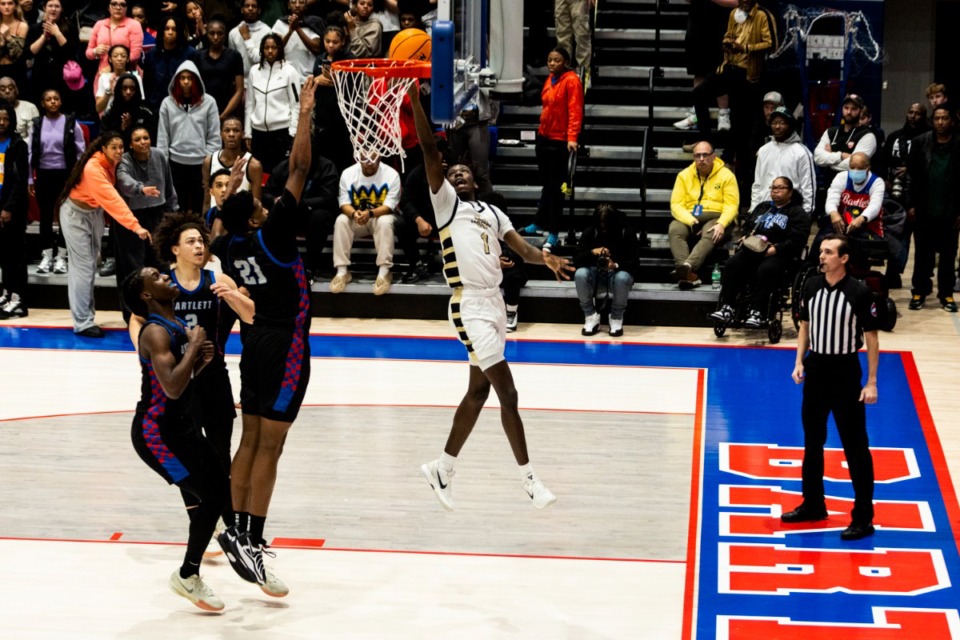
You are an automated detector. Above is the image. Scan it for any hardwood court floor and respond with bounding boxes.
[1,280,958,638]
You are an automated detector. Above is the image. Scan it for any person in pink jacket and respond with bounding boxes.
[520,46,583,252]
[85,0,143,94]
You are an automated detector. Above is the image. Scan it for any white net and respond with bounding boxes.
[331,59,428,166]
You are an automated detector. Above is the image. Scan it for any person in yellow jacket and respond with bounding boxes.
[669,141,739,289]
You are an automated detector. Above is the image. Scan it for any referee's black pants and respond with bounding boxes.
[800,352,874,524]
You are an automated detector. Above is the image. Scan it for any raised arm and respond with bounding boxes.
[209,272,255,324]
[504,230,574,281]
[408,82,445,194]
[284,75,316,202]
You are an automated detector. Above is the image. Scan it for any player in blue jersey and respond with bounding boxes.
[122,266,238,612]
[210,75,317,593]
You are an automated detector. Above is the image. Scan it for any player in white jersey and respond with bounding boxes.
[408,84,574,510]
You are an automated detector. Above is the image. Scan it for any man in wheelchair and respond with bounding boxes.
[711,177,810,330]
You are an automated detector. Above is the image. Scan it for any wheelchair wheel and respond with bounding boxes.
[883,298,897,331]
[791,265,815,330]
[768,318,783,344]
[714,322,727,338]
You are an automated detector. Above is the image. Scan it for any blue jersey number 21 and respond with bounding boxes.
[233,257,268,286]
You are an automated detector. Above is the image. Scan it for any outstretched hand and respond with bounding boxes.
[544,253,575,281]
[226,156,249,198]
[299,74,317,114]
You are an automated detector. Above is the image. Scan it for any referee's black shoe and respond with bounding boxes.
[781,504,829,523]
[841,521,875,541]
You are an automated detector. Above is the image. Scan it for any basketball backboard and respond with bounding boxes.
[430,0,523,124]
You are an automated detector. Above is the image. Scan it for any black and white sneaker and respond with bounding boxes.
[0,293,27,319]
[245,535,267,585]
[744,309,762,328]
[217,526,258,584]
[710,304,734,323]
[506,310,518,332]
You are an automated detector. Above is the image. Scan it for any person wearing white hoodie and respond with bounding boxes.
[157,60,222,214]
[751,106,816,214]
[244,33,300,174]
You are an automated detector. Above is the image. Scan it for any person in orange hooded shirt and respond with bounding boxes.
[57,131,153,337]
[521,46,584,252]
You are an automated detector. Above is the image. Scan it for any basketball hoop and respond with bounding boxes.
[331,58,432,166]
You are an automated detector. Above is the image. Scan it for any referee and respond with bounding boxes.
[781,234,880,541]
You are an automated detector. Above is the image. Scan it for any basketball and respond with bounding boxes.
[389,28,431,62]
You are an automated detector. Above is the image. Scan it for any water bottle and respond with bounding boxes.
[712,264,721,289]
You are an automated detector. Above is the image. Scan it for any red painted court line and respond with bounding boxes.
[109,532,123,541]
[901,351,960,553]
[681,368,707,640]
[0,535,685,565]
[272,537,325,547]
[0,409,132,423]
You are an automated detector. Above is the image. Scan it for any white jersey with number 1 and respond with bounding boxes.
[430,179,514,292]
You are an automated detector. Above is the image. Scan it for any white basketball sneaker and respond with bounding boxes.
[522,472,557,509]
[421,459,455,510]
[261,567,289,597]
[673,111,697,130]
[169,571,225,612]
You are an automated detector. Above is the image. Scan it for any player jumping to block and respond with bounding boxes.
[408,83,574,510]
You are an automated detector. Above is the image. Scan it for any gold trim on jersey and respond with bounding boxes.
[449,289,476,364]
[438,227,462,288]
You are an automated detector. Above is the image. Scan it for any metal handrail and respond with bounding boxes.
[639,0,664,248]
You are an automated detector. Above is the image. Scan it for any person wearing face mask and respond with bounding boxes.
[807,152,885,267]
[750,107,815,214]
[689,0,774,151]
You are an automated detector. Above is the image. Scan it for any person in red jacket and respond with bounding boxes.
[521,46,583,251]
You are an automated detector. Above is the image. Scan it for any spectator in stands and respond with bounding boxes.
[398,0,425,31]
[245,33,301,174]
[28,88,86,276]
[263,141,339,283]
[810,152,885,265]
[19,0,39,24]
[668,140,739,290]
[184,1,207,49]
[130,4,156,59]
[813,94,876,174]
[676,0,736,132]
[0,0,29,90]
[521,46,583,252]
[881,103,928,287]
[101,72,155,146]
[903,103,960,313]
[574,203,639,337]
[26,0,77,106]
[370,0,401,54]
[157,60,222,213]
[859,105,885,159]
[115,125,178,318]
[447,91,494,195]
[554,0,594,83]
[345,0,382,59]
[711,176,809,327]
[192,19,244,122]
[312,25,354,173]
[0,99,30,319]
[0,77,37,140]
[57,131,152,337]
[751,107,815,214]
[330,155,400,295]
[95,44,141,114]
[85,0,143,92]
[733,89,784,194]
[926,83,948,115]
[690,0,773,150]
[274,0,323,78]
[203,116,262,213]
[143,15,196,113]
[229,0,272,80]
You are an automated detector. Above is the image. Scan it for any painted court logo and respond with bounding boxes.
[691,354,960,639]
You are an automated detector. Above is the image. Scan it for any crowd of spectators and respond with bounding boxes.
[0,0,956,333]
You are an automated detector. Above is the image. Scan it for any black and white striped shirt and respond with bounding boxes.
[800,274,880,354]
